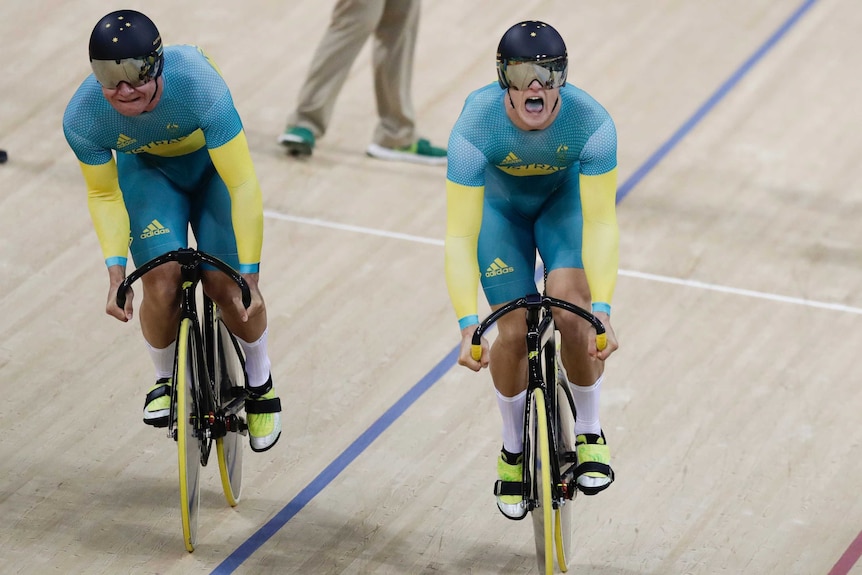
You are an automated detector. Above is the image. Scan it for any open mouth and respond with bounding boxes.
[524,96,544,113]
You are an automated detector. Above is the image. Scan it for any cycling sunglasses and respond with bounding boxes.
[500,58,567,91]
[91,56,159,89]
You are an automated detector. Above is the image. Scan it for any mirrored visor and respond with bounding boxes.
[90,57,156,89]
[502,58,567,91]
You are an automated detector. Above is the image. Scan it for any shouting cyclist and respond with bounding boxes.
[444,21,620,519]
[63,10,282,452]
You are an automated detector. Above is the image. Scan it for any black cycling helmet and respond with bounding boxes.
[88,9,164,88]
[496,21,567,90]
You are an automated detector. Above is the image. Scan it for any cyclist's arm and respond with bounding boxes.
[208,130,264,274]
[79,159,130,268]
[580,168,619,314]
[444,180,484,329]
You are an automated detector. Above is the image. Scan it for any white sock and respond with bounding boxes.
[571,375,603,436]
[236,328,272,389]
[146,340,176,380]
[496,388,527,455]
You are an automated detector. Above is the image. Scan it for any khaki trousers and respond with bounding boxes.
[287,0,420,148]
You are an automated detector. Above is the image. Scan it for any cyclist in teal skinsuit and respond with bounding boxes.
[63,10,281,452]
[445,21,620,519]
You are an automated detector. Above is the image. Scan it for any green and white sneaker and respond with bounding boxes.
[365,138,447,166]
[143,378,172,428]
[246,377,282,453]
[495,451,527,520]
[278,126,315,157]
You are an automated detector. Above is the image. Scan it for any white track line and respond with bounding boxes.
[264,210,862,315]
[618,269,862,315]
[264,211,444,246]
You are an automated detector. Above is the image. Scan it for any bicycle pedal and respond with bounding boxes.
[224,413,248,434]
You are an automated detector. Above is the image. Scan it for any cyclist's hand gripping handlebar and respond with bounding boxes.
[595,332,608,352]
[471,332,606,361]
[116,282,133,310]
[470,344,482,362]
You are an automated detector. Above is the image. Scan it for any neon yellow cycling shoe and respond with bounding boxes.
[495,451,527,520]
[246,377,282,453]
[575,432,614,495]
[143,378,171,428]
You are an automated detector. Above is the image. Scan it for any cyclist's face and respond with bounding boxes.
[504,79,561,131]
[101,77,161,117]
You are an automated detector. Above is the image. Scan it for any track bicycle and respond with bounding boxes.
[471,293,607,574]
[118,248,250,552]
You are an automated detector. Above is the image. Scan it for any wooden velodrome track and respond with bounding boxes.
[2,0,862,573]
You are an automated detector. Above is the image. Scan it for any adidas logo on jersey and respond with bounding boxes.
[499,152,522,166]
[141,220,170,239]
[116,133,137,149]
[485,258,514,277]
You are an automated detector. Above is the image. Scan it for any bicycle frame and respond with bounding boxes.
[117,248,251,457]
[117,248,252,551]
[473,293,606,572]
[472,293,606,510]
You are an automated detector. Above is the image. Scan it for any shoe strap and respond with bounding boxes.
[145,381,171,405]
[574,461,614,481]
[494,480,524,497]
[576,432,606,445]
[245,396,281,414]
[246,376,273,397]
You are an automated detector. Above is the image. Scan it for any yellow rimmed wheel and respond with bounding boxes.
[214,317,245,506]
[175,318,202,552]
[531,389,554,574]
[554,375,577,572]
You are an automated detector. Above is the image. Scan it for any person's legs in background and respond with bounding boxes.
[365,0,447,165]
[279,0,385,156]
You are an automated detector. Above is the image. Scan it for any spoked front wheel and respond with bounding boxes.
[214,317,246,506]
[530,388,554,575]
[175,318,202,552]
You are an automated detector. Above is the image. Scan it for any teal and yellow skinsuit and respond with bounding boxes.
[63,45,263,274]
[445,82,619,329]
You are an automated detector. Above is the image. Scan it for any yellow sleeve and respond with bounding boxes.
[580,168,619,313]
[208,130,264,273]
[444,180,484,328]
[80,160,130,268]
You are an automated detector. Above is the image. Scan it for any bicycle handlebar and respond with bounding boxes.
[116,248,251,310]
[470,294,607,361]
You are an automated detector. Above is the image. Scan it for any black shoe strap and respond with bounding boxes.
[245,396,281,414]
[144,381,171,405]
[494,480,524,497]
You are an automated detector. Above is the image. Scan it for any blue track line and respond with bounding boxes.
[212,347,459,574]
[211,2,817,571]
[616,0,818,202]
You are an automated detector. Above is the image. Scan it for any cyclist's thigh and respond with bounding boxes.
[189,168,240,271]
[478,202,537,306]
[478,173,547,306]
[545,268,590,310]
[534,171,584,274]
[117,153,190,267]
